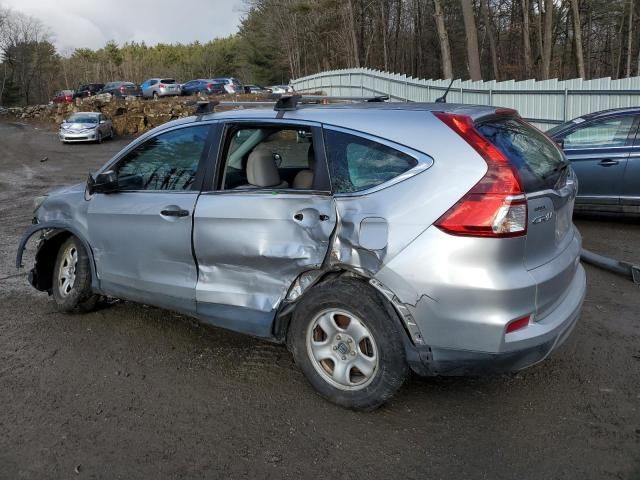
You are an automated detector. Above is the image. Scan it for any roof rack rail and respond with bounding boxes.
[273,94,389,111]
[188,94,390,116]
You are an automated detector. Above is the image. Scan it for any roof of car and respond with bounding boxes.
[577,106,640,119]
[201,101,498,121]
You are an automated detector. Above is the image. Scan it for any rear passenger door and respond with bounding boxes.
[192,120,336,337]
[558,115,638,207]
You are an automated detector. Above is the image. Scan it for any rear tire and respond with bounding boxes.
[96,131,103,144]
[288,278,408,411]
[153,91,159,100]
[52,237,99,313]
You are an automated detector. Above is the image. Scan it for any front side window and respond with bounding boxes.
[324,129,417,193]
[563,116,635,149]
[115,125,209,191]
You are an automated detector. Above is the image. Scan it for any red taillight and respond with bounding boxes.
[158,83,165,88]
[505,315,531,334]
[433,112,527,238]
[207,83,214,89]
[120,86,126,92]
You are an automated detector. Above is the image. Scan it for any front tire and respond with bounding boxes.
[52,237,99,313]
[288,278,408,411]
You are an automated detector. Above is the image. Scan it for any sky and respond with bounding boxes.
[1,0,246,54]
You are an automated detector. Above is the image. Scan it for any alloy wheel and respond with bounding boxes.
[306,308,379,391]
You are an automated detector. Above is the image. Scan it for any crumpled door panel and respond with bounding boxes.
[193,193,336,315]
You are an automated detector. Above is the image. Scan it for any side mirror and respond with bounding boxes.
[554,138,565,149]
[88,170,119,194]
[99,120,106,124]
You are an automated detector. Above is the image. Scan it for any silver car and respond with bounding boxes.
[18,101,586,410]
[59,112,113,144]
[141,78,181,99]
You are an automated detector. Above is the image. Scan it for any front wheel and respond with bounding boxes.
[288,278,408,411]
[52,237,99,313]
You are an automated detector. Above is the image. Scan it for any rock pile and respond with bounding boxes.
[3,92,273,136]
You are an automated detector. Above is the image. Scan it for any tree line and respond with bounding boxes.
[1,0,639,106]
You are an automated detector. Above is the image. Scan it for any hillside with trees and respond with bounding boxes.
[1,0,639,106]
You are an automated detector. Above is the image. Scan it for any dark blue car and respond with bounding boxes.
[180,79,226,96]
[548,107,640,215]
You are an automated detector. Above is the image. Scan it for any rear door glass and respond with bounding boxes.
[476,117,568,192]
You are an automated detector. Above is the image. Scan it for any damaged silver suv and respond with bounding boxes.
[17,98,586,410]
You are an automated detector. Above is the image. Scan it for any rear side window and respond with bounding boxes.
[562,116,635,149]
[477,118,567,191]
[324,130,417,193]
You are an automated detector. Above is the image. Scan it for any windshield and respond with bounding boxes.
[547,119,580,136]
[67,115,97,124]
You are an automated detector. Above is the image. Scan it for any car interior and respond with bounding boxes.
[220,126,318,190]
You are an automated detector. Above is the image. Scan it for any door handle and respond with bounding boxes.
[293,213,304,221]
[319,214,330,221]
[599,159,619,167]
[161,208,190,217]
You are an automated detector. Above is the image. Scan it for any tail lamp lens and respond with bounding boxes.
[433,112,527,238]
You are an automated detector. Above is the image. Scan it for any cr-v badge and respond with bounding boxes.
[532,211,554,224]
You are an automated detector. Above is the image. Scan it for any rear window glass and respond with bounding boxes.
[324,130,417,193]
[161,79,176,84]
[477,118,567,192]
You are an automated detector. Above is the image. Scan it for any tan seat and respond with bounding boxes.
[236,147,288,189]
[293,145,315,189]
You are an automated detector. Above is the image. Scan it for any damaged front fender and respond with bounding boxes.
[16,221,100,292]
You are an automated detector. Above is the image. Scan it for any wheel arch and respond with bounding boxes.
[16,222,100,293]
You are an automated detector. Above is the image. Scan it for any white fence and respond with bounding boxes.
[291,68,640,128]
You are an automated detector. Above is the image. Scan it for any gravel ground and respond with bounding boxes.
[1,120,639,479]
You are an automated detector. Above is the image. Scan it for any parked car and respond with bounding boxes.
[52,90,74,104]
[73,84,105,99]
[547,107,640,215]
[269,85,294,95]
[214,77,243,94]
[101,81,142,98]
[17,101,585,410]
[141,78,181,99]
[58,112,113,144]
[244,84,272,94]
[180,79,226,96]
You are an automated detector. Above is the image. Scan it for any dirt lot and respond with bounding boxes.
[1,120,639,479]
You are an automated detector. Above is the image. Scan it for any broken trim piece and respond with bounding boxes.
[369,278,426,346]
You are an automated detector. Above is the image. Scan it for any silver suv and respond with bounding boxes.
[17,100,586,410]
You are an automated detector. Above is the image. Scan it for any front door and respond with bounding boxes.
[193,121,336,337]
[560,114,637,206]
[87,124,212,312]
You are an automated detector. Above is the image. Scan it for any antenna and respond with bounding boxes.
[435,78,455,103]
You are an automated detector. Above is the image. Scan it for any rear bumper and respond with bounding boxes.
[408,264,586,376]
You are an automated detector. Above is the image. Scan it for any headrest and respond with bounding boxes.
[247,148,281,187]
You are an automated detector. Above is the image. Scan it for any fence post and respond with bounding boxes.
[460,85,464,103]
[488,87,493,106]
[361,73,364,97]
[563,88,568,121]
